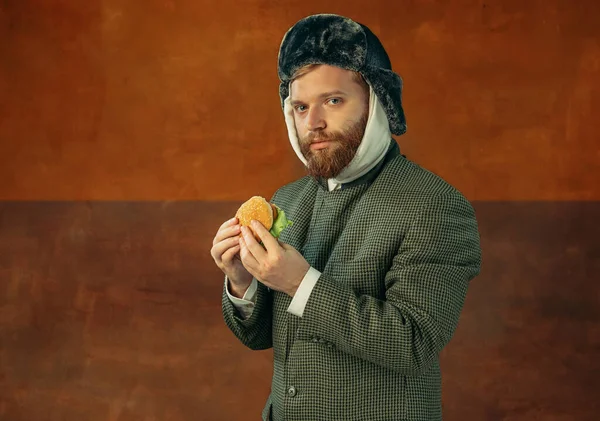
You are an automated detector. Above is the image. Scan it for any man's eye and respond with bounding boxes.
[329,98,342,105]
[295,105,307,112]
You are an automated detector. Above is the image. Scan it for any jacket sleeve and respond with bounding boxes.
[296,191,482,376]
[225,277,258,319]
[222,279,273,350]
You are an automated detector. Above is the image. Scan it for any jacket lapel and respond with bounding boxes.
[274,180,318,254]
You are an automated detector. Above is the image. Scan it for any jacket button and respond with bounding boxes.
[287,386,297,397]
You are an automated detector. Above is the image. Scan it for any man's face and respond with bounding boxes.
[290,65,370,179]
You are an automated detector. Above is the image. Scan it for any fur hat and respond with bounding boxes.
[277,14,407,136]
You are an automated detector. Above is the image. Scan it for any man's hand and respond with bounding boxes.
[210,217,254,298]
[239,220,310,297]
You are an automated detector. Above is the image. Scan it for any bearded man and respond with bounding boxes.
[211,13,482,421]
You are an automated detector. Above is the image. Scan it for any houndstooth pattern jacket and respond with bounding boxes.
[222,140,482,421]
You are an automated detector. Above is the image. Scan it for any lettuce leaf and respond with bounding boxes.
[269,204,293,238]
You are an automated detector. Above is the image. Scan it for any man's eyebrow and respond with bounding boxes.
[290,90,348,107]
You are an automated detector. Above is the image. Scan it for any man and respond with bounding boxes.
[210,14,482,421]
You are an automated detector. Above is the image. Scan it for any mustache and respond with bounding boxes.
[301,131,339,145]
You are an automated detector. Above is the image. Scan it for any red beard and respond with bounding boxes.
[299,112,368,180]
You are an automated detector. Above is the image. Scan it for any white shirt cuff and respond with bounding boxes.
[287,267,321,317]
[225,276,257,319]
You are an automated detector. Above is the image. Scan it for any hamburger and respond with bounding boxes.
[235,196,293,242]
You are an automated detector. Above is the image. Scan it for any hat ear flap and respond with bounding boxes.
[362,66,407,136]
[279,82,290,108]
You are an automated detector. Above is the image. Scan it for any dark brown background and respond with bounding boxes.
[1,0,599,420]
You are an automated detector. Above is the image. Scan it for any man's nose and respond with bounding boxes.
[305,107,326,132]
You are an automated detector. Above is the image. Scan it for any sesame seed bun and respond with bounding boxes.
[235,196,275,241]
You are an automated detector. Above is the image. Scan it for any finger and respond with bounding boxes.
[219,217,238,231]
[240,225,268,262]
[279,241,294,251]
[211,236,240,264]
[251,220,281,253]
[239,235,259,272]
[221,244,241,265]
[213,224,241,246]
[211,236,241,262]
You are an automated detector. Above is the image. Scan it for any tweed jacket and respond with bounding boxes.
[222,140,482,421]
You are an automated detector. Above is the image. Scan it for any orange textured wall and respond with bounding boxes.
[1,0,598,201]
